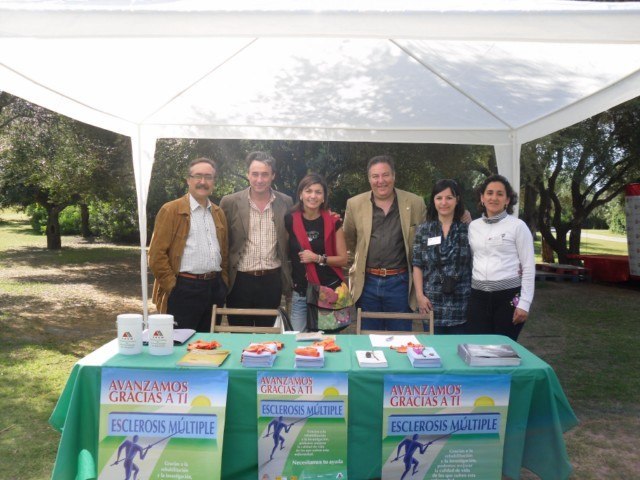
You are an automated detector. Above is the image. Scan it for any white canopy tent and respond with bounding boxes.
[2,0,640,315]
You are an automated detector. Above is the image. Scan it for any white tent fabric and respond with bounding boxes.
[2,0,640,316]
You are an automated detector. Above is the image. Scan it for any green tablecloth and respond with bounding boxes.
[49,334,578,480]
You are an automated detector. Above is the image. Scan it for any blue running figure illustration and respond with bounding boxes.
[265,416,292,460]
[393,434,429,480]
[114,435,148,480]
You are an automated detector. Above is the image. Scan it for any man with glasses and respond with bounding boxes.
[344,155,426,331]
[149,158,228,332]
[220,151,293,327]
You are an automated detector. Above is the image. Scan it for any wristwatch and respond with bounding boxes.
[318,254,327,266]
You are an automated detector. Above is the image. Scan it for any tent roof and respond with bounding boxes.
[2,0,640,146]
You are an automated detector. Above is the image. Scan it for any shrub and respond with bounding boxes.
[27,204,82,235]
[89,199,139,243]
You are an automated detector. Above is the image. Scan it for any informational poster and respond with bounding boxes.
[97,368,228,480]
[382,374,511,480]
[257,371,348,480]
[626,183,640,277]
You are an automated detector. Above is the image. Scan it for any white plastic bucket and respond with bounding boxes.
[147,314,174,355]
[116,313,143,355]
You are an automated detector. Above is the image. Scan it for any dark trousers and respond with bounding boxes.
[167,275,227,332]
[434,323,467,335]
[466,287,523,341]
[225,271,282,327]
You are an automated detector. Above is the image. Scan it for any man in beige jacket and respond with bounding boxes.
[343,155,426,331]
[148,158,228,332]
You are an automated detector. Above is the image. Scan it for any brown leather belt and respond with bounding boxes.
[178,271,218,280]
[366,267,407,277]
[240,267,280,277]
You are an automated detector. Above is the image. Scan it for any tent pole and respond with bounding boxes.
[131,130,157,323]
[494,135,522,217]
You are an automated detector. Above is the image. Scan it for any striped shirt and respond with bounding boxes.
[468,213,535,312]
[238,191,281,272]
[179,195,222,274]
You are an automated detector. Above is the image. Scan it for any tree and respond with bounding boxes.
[0,99,131,249]
[521,97,640,263]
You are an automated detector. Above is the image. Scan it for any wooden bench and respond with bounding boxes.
[535,263,590,282]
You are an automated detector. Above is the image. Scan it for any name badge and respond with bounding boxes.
[427,236,442,246]
[487,234,505,245]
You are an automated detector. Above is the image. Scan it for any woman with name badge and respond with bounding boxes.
[412,179,472,334]
[467,174,535,341]
[285,173,348,332]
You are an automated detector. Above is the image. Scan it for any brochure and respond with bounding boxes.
[177,349,230,368]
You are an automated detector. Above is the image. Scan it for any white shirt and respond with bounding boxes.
[179,194,222,274]
[468,214,535,312]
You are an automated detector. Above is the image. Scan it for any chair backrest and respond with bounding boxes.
[210,306,285,334]
[355,308,434,335]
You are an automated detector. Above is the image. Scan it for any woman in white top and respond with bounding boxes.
[467,174,535,341]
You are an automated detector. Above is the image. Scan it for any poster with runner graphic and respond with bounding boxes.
[97,368,228,480]
[626,183,640,277]
[382,374,510,480]
[257,371,348,480]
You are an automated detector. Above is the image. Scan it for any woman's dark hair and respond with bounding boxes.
[426,179,466,222]
[293,173,329,211]
[476,174,518,215]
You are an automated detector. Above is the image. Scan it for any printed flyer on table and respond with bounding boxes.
[257,371,348,480]
[97,368,229,480]
[382,374,511,480]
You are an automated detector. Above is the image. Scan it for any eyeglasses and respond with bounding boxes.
[189,174,214,182]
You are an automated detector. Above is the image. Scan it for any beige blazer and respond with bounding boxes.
[220,187,293,293]
[343,188,426,309]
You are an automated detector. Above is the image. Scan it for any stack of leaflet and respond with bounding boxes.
[294,346,325,368]
[407,346,442,368]
[356,350,388,368]
[241,343,277,368]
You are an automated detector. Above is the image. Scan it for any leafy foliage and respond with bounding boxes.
[521,97,640,262]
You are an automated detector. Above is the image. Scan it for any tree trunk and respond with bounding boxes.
[541,236,555,263]
[569,225,582,257]
[522,183,538,236]
[80,203,91,238]
[46,205,62,250]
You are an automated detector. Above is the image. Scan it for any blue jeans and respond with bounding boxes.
[358,271,412,331]
[290,290,308,332]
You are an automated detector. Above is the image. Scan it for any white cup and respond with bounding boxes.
[147,314,174,355]
[116,314,143,355]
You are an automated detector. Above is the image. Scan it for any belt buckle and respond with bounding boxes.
[204,272,215,280]
[380,268,388,277]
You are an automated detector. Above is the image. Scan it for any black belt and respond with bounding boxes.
[178,271,218,280]
[240,268,280,277]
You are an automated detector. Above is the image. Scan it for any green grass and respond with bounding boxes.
[533,229,628,262]
[0,342,79,480]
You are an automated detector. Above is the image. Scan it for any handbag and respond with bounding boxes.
[436,229,460,295]
[441,275,458,294]
[291,210,354,332]
[306,281,355,332]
